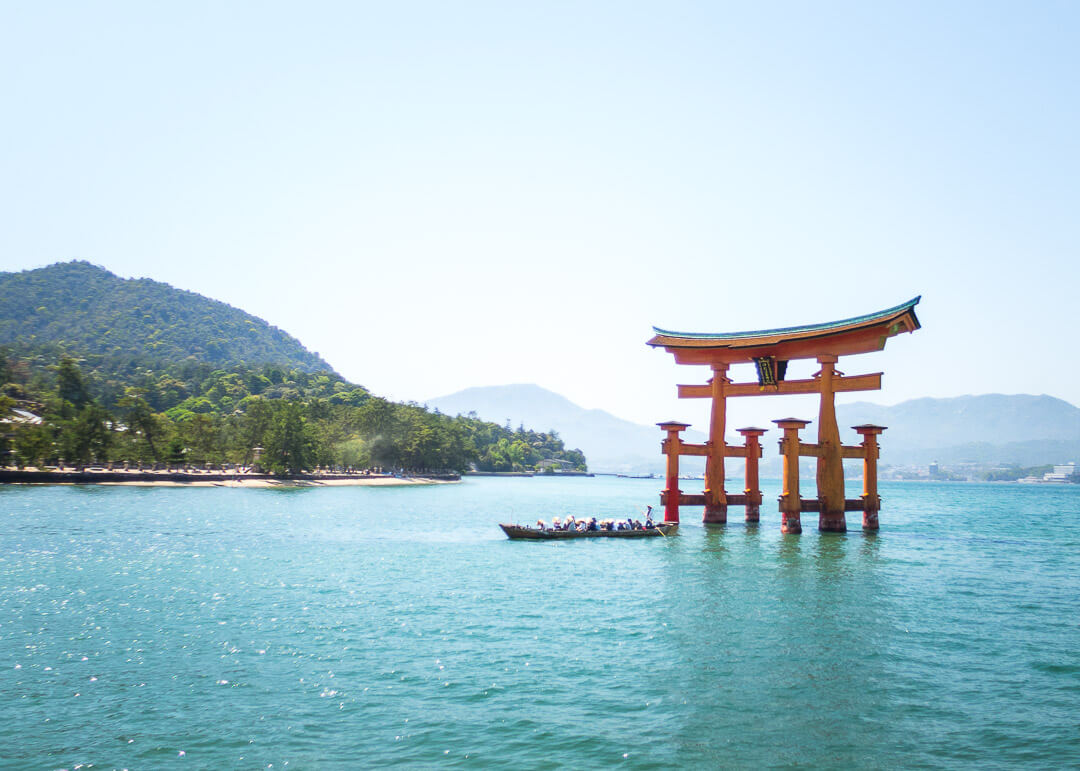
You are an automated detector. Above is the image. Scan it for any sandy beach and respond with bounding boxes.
[98,476,458,488]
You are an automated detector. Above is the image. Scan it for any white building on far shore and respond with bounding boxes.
[1019,462,1077,484]
[1046,463,1077,481]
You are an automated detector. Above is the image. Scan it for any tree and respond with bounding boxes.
[238,398,274,464]
[166,437,186,467]
[263,402,313,474]
[0,395,14,465]
[14,424,54,468]
[120,391,162,461]
[180,413,219,465]
[56,357,91,415]
[59,403,112,467]
[333,437,370,470]
[355,398,398,437]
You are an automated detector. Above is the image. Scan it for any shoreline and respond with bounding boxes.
[0,469,460,488]
[97,477,459,488]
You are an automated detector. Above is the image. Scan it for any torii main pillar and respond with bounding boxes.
[815,355,846,532]
[703,363,729,523]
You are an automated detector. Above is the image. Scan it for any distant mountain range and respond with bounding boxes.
[838,394,1080,465]
[426,384,705,473]
[427,385,1080,471]
[0,261,334,372]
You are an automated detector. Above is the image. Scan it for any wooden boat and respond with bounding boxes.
[499,523,677,540]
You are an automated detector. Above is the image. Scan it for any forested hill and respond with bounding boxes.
[0,261,333,372]
[0,262,588,474]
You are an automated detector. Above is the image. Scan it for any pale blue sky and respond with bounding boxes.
[1,1,1077,431]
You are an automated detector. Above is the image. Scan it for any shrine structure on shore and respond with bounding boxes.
[648,298,921,533]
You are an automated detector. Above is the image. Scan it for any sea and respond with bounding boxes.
[1,477,1077,769]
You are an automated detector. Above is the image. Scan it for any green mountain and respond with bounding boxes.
[0,261,587,474]
[0,261,333,372]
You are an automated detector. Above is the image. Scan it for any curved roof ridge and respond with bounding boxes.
[652,296,921,341]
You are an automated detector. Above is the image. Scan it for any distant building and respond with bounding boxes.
[1045,463,1077,482]
[0,408,43,426]
[1020,462,1077,484]
[536,458,575,471]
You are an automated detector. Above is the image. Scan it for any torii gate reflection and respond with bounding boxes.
[649,298,921,533]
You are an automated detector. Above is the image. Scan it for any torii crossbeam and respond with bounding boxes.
[648,297,921,533]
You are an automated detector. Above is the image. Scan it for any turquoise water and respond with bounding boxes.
[1,477,1078,768]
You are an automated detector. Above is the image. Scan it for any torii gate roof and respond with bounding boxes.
[648,297,921,365]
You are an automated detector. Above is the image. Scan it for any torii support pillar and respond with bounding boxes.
[658,421,690,524]
[774,419,809,534]
[854,424,886,531]
[737,427,767,523]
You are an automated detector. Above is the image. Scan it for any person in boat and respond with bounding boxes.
[536,519,546,530]
[552,517,561,531]
[645,507,655,527]
[564,515,576,531]
[588,517,598,531]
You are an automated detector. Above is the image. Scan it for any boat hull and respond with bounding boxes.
[499,523,677,540]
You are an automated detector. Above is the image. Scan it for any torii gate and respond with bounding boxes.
[648,297,920,533]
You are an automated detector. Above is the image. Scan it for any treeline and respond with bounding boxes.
[0,353,587,475]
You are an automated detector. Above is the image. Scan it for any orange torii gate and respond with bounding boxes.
[649,298,920,533]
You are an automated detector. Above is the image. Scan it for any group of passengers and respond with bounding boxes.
[534,507,657,532]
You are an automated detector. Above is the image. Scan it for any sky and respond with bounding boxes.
[1,1,1078,433]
